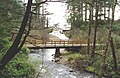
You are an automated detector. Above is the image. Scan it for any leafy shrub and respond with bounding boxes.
[86,66,95,72]
[0,47,37,78]
[114,36,120,49]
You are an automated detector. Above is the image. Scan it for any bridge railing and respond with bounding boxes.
[25,37,87,46]
[25,37,105,48]
[37,40,87,44]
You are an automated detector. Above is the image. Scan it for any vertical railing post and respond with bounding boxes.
[54,41,56,47]
[45,40,46,47]
[72,40,73,46]
[64,41,65,47]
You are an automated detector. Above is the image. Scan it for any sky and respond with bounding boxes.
[46,2,68,29]
[22,0,68,29]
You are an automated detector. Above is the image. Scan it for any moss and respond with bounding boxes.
[67,53,81,63]
[86,66,95,72]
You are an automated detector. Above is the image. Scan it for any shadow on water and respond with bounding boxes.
[29,49,98,78]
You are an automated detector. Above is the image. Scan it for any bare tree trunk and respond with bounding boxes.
[110,37,117,71]
[85,2,87,21]
[91,6,93,21]
[81,0,83,21]
[87,5,92,54]
[10,33,14,41]
[18,13,32,51]
[104,1,106,20]
[102,0,117,76]
[108,2,111,21]
[0,0,47,69]
[91,0,99,57]
[0,0,32,69]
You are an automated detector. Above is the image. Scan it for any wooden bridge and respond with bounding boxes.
[25,38,103,49]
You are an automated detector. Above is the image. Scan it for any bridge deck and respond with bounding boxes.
[25,40,103,49]
[25,44,89,49]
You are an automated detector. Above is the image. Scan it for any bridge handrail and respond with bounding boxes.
[26,39,87,45]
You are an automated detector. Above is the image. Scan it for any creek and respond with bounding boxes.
[29,49,98,78]
[29,29,98,78]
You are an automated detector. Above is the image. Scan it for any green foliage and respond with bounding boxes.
[67,51,90,69]
[0,0,23,34]
[113,23,120,35]
[114,35,120,49]
[67,49,120,76]
[0,0,24,60]
[0,37,11,60]
[67,0,84,28]
[0,0,38,77]
[67,53,80,63]
[0,47,36,78]
[113,24,120,31]
[67,0,115,31]
[66,0,120,77]
[86,66,95,72]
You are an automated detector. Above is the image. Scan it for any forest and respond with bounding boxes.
[65,0,120,77]
[0,0,120,78]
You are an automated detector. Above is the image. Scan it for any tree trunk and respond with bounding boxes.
[108,2,111,21]
[87,5,92,54]
[110,37,117,71]
[91,0,99,57]
[55,48,61,58]
[81,0,83,21]
[104,1,106,20]
[85,2,87,21]
[18,13,32,51]
[102,0,117,76]
[0,0,32,69]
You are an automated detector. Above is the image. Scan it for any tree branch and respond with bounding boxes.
[17,13,32,51]
[33,0,47,11]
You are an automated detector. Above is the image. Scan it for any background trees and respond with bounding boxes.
[66,0,120,77]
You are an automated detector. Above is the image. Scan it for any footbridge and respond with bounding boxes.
[25,37,102,49]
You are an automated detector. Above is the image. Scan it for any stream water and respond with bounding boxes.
[29,49,98,78]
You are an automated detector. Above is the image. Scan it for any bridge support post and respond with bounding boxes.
[55,48,61,58]
[54,48,62,62]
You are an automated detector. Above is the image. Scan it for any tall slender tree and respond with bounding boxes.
[87,1,93,54]
[91,0,99,57]
[102,0,117,75]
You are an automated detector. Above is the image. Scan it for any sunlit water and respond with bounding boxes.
[50,31,69,40]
